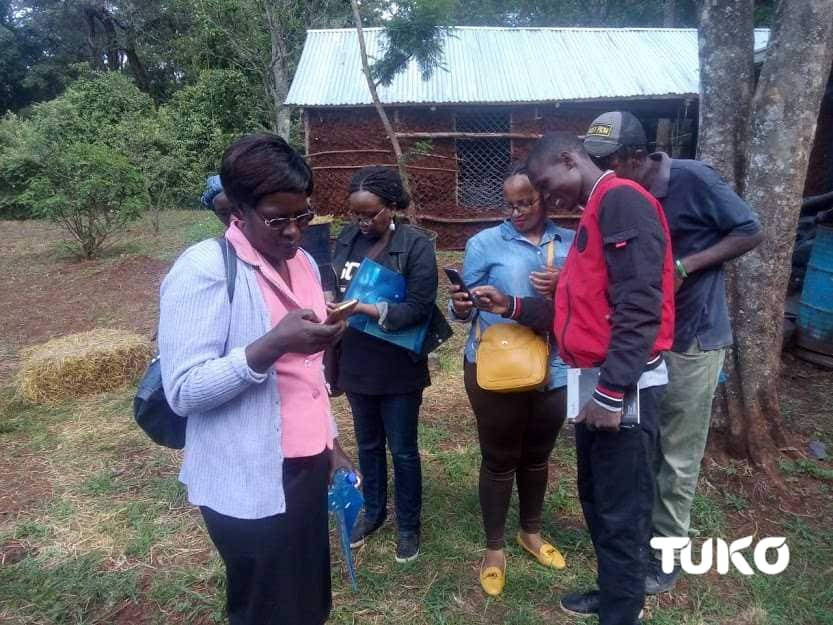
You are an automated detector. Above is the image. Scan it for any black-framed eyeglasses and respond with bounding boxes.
[502,198,540,216]
[350,206,388,226]
[262,209,315,231]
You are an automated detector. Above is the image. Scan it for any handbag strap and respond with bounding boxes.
[217,237,238,303]
[545,239,555,269]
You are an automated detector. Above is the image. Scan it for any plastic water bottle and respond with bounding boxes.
[328,469,363,528]
[328,469,364,590]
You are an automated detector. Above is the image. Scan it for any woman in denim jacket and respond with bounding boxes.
[449,164,574,596]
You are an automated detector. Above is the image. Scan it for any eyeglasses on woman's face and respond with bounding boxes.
[350,206,388,226]
[502,197,540,216]
[261,208,316,231]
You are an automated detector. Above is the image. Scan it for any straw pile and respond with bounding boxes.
[17,329,154,403]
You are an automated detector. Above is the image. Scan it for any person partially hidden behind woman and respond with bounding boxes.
[201,174,237,227]
[449,163,574,596]
[331,166,451,563]
[159,134,357,625]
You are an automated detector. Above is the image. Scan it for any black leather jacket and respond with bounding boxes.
[333,220,452,356]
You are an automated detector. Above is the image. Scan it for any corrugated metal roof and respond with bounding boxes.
[287,27,771,107]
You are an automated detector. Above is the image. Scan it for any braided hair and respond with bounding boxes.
[348,166,411,210]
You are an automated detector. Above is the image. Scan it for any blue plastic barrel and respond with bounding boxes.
[797,225,833,355]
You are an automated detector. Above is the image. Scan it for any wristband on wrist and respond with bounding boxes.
[675,258,689,280]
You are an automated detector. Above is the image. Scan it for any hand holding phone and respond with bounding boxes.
[444,267,470,297]
[325,299,358,325]
[445,267,475,318]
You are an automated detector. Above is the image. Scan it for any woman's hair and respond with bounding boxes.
[220,134,313,210]
[348,166,411,210]
[505,162,529,180]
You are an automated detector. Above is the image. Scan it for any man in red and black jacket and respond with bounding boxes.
[521,133,675,625]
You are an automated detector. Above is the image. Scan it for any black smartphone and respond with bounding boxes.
[443,267,471,298]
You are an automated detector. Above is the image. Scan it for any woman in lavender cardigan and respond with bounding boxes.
[159,134,356,625]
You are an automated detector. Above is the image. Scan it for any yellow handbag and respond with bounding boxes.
[474,241,554,393]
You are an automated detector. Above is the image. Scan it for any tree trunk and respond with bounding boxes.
[350,0,418,224]
[701,0,833,473]
[697,0,755,189]
[263,1,293,140]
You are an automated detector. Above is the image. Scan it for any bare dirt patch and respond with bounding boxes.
[0,220,171,385]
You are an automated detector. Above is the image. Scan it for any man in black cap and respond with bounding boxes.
[584,111,763,594]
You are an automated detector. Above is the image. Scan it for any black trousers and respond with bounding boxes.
[347,391,423,533]
[200,451,332,625]
[576,385,664,625]
[464,360,567,550]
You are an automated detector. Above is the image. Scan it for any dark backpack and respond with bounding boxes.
[134,238,237,449]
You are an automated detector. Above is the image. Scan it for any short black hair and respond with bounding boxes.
[504,162,528,180]
[220,134,313,210]
[527,132,586,174]
[348,166,410,210]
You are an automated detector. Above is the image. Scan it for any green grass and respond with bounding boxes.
[0,553,140,624]
[780,458,833,482]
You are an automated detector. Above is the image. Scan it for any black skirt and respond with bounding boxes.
[200,451,332,625]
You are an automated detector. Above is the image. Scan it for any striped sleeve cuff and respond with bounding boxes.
[592,385,624,412]
[502,296,522,320]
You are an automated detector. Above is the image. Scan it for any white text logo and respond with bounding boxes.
[650,537,790,575]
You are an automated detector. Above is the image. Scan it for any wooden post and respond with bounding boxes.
[656,118,672,154]
[350,0,418,224]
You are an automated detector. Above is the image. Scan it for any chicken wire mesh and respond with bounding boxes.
[455,109,512,212]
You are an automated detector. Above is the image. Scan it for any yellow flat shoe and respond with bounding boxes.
[516,533,567,570]
[479,562,506,596]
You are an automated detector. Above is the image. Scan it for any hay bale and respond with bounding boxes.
[17,329,154,403]
[310,215,334,225]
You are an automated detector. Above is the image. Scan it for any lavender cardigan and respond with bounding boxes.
[158,238,333,519]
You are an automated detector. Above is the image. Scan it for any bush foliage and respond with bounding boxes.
[0,68,266,256]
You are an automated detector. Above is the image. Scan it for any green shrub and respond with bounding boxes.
[23,142,145,258]
[0,113,45,219]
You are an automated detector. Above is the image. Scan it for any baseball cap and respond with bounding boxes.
[582,111,647,158]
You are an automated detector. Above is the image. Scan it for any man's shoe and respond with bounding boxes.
[645,560,681,594]
[349,515,385,548]
[560,590,643,619]
[395,531,420,563]
[559,590,599,618]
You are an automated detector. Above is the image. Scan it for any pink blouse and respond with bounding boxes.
[226,223,335,458]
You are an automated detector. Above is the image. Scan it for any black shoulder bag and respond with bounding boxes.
[133,238,237,449]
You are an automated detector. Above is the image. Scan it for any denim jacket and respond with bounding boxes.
[451,220,575,390]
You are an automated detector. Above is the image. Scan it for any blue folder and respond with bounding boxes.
[344,258,430,354]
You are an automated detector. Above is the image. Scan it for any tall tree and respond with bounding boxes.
[350,0,454,223]
[698,0,833,472]
[195,0,358,139]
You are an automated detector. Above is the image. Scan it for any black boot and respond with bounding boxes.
[645,558,682,594]
[560,590,644,620]
[349,514,386,548]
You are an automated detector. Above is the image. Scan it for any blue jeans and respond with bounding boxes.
[347,391,423,533]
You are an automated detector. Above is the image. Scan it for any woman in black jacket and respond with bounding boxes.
[332,166,450,563]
